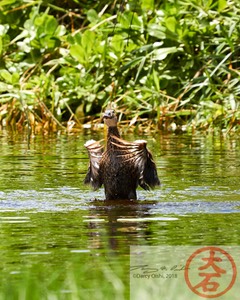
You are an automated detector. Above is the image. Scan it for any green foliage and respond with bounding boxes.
[0,0,239,132]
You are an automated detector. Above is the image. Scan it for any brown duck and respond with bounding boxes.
[84,110,160,200]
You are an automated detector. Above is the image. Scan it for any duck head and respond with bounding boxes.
[102,110,118,127]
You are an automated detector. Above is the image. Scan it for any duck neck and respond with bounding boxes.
[107,126,120,138]
[107,126,120,149]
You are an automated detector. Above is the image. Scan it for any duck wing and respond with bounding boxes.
[84,139,103,190]
[110,136,160,190]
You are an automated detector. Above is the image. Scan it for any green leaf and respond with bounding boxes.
[0,82,13,93]
[81,30,95,55]
[0,0,17,6]
[165,16,177,33]
[0,24,9,35]
[72,32,82,46]
[70,44,85,64]
[12,72,20,85]
[55,25,66,37]
[152,69,160,91]
[0,37,2,55]
[118,12,142,29]
[111,35,124,55]
[0,69,12,83]
[120,56,143,72]
[134,56,146,83]
[45,16,58,35]
[218,0,227,11]
[147,24,166,39]
[87,9,99,23]
[141,0,154,11]
[153,47,178,60]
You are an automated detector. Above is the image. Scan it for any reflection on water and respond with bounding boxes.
[0,131,240,297]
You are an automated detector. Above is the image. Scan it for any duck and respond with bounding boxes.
[84,109,160,200]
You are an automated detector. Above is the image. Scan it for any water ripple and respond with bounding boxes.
[0,187,239,215]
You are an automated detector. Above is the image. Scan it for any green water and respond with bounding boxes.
[0,131,240,299]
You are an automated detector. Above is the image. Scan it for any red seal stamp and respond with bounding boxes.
[184,246,237,298]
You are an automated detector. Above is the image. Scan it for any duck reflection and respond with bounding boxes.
[85,198,155,251]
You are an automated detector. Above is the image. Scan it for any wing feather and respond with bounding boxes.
[110,136,160,190]
[84,139,103,190]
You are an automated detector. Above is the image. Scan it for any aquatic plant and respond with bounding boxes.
[0,0,239,132]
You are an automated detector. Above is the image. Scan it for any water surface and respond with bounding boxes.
[0,131,239,299]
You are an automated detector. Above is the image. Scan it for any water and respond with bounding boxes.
[0,131,239,299]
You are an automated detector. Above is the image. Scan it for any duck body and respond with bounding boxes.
[84,110,160,200]
[100,130,139,200]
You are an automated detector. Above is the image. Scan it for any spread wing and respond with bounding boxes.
[84,139,103,190]
[110,136,160,190]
